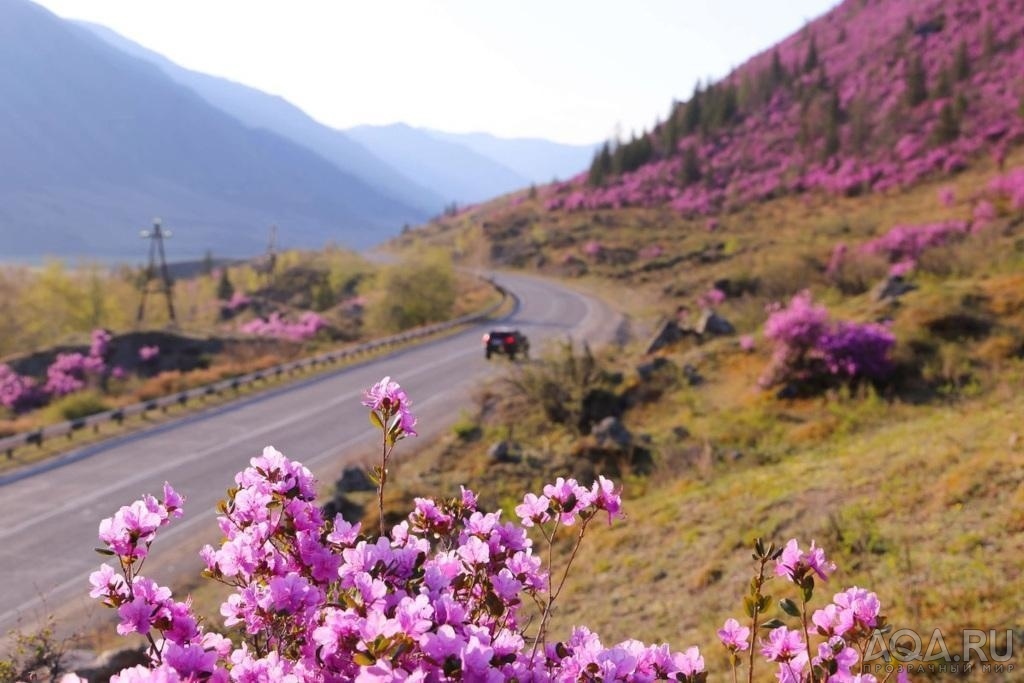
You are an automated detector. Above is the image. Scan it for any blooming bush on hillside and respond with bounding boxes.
[760,291,895,390]
[547,2,1024,219]
[78,377,910,682]
[987,167,1024,211]
[240,311,327,342]
[44,352,104,397]
[0,364,44,413]
[223,291,252,313]
[859,221,969,265]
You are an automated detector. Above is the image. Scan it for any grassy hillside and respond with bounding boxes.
[380,137,1024,678]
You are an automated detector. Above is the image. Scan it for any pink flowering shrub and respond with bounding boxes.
[546,1,1024,220]
[45,352,103,397]
[824,243,848,280]
[639,244,664,260]
[3,329,113,412]
[859,221,969,264]
[223,291,252,313]
[937,186,955,208]
[240,311,327,342]
[0,364,45,413]
[760,291,895,391]
[90,329,112,360]
[987,167,1024,211]
[84,377,909,682]
[697,288,726,310]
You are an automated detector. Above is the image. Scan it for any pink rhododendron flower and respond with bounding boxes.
[717,618,750,652]
[775,539,836,582]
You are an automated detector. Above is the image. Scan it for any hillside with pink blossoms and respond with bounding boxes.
[545,0,1024,216]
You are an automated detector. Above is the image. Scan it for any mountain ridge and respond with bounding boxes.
[76,20,448,217]
[0,0,425,260]
[542,0,1023,216]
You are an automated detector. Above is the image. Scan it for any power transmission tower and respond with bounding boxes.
[136,218,177,325]
[254,224,278,280]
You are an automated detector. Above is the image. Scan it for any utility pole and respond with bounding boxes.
[255,224,278,280]
[136,218,177,325]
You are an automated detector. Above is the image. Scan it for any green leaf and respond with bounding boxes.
[484,591,506,617]
[369,411,384,430]
[94,547,115,556]
[801,577,815,603]
[352,652,375,667]
[779,598,801,617]
[760,618,785,630]
[743,596,756,618]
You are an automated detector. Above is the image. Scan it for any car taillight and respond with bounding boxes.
[506,336,516,344]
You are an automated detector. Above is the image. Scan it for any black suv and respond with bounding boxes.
[483,328,530,360]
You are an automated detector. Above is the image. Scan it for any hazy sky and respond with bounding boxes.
[33,0,839,145]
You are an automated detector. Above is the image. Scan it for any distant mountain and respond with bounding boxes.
[424,130,598,184]
[78,21,446,217]
[0,0,426,260]
[346,124,534,206]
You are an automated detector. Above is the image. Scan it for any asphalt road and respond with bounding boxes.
[0,272,620,638]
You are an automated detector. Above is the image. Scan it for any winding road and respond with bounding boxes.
[0,272,620,638]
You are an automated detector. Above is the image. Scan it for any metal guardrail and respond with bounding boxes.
[0,282,508,460]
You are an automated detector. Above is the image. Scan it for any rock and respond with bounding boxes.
[872,275,917,302]
[776,384,799,400]
[74,647,148,681]
[683,363,703,386]
[645,319,686,354]
[487,441,518,463]
[695,310,735,336]
[672,425,691,439]
[580,389,623,432]
[592,416,633,450]
[337,466,375,492]
[635,357,670,381]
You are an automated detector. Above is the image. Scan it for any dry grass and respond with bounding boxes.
[375,146,1024,679]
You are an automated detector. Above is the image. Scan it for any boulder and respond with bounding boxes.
[682,363,704,386]
[635,356,671,381]
[872,275,917,302]
[695,310,735,336]
[73,647,148,681]
[645,319,687,354]
[337,466,375,492]
[487,441,519,463]
[592,416,633,450]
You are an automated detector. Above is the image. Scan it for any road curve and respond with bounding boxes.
[0,272,620,636]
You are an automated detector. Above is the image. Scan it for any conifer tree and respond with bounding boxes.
[953,39,970,80]
[217,268,234,302]
[804,36,820,73]
[905,54,928,106]
[680,146,702,186]
[933,101,961,144]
